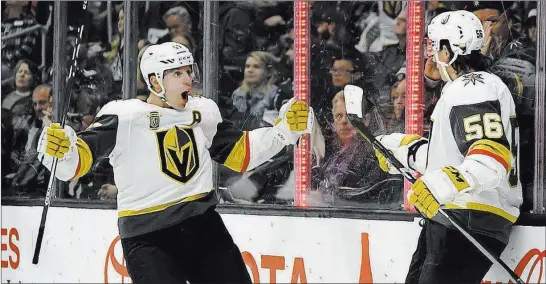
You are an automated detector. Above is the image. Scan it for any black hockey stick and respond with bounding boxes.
[343,85,524,284]
[33,1,89,265]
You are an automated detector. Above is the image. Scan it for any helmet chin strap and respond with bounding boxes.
[148,80,173,106]
[434,52,459,82]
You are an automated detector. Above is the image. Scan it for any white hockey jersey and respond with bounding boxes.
[411,71,523,243]
[71,97,288,238]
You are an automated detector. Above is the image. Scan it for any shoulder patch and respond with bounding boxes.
[148,111,161,130]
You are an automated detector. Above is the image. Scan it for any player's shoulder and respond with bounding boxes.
[442,71,509,107]
[186,96,221,121]
[97,99,149,117]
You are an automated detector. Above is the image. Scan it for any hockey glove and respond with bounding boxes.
[37,123,82,181]
[408,179,441,219]
[375,133,428,174]
[37,123,76,159]
[408,166,476,219]
[272,98,314,145]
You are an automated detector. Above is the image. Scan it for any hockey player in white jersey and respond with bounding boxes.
[374,10,522,284]
[36,42,314,284]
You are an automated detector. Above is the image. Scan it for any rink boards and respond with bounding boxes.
[1,206,545,283]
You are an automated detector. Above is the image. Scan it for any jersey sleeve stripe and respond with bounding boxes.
[466,139,511,171]
[222,131,250,172]
[242,132,250,171]
[71,138,94,180]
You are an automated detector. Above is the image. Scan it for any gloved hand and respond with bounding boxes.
[272,98,314,145]
[408,166,475,218]
[37,123,77,160]
[375,133,427,174]
[408,179,441,218]
[37,123,81,181]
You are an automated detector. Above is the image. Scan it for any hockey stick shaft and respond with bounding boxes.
[33,1,88,265]
[346,114,524,284]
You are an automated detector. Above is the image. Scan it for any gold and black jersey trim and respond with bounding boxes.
[71,138,94,180]
[467,139,511,171]
[78,114,119,175]
[445,202,517,223]
[208,118,250,172]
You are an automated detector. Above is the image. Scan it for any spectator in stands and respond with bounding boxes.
[3,84,52,196]
[104,6,124,96]
[1,63,41,193]
[274,26,296,112]
[2,59,39,116]
[468,1,519,59]
[315,10,352,62]
[384,71,406,134]
[330,58,358,88]
[1,1,40,78]
[220,2,253,62]
[250,1,293,56]
[161,6,196,52]
[371,7,407,91]
[31,84,53,126]
[368,1,406,52]
[313,53,379,145]
[313,90,399,207]
[524,8,537,46]
[228,51,279,130]
[217,2,258,102]
[354,2,380,53]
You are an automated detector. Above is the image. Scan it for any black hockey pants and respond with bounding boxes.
[120,207,252,284]
[405,219,507,284]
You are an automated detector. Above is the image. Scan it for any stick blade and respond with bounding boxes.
[344,84,364,118]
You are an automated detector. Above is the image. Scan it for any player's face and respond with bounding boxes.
[162,65,193,110]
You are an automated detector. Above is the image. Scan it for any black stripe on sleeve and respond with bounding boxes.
[78,114,119,167]
[208,118,245,165]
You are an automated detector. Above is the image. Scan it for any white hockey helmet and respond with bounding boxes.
[427,10,484,66]
[139,42,200,99]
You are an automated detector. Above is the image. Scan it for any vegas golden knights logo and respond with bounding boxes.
[155,126,199,184]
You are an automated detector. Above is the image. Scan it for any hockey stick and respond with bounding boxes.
[32,1,88,265]
[343,85,524,284]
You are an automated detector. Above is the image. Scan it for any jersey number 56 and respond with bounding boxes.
[463,113,519,188]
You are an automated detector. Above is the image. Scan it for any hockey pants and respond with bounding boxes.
[120,207,252,284]
[405,219,507,284]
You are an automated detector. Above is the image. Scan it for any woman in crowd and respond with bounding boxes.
[229,51,279,130]
[2,59,40,115]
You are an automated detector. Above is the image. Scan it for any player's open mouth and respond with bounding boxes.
[181,89,191,101]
